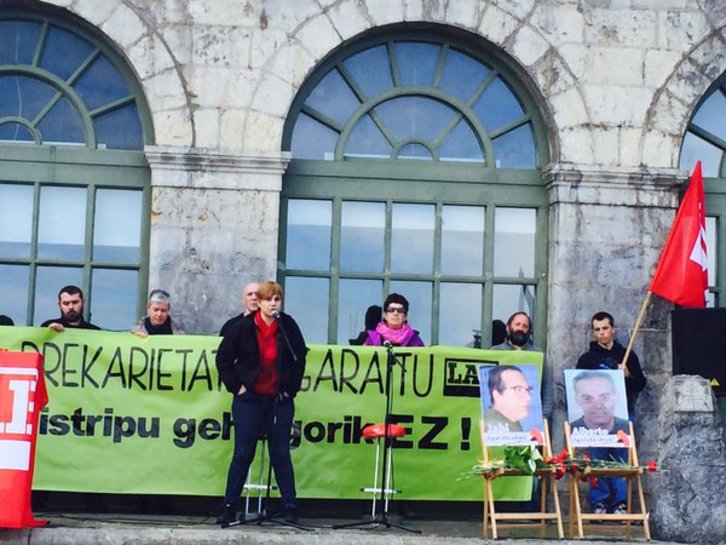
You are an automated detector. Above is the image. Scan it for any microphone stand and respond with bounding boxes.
[226,311,311,532]
[333,342,420,533]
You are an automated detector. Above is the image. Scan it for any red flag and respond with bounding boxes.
[649,161,708,307]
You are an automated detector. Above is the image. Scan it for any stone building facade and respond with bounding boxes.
[2,0,725,464]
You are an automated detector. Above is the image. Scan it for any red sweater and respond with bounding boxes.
[252,312,279,394]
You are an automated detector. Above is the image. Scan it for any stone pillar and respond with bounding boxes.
[145,146,291,334]
[650,375,726,543]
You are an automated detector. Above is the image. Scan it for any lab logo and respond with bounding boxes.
[443,358,497,397]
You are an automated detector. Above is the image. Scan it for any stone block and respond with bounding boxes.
[152,108,194,147]
[128,35,178,81]
[591,127,619,165]
[293,14,342,63]
[219,109,247,151]
[668,59,716,111]
[531,3,585,44]
[586,46,644,86]
[144,0,189,24]
[643,48,682,88]
[71,0,118,27]
[443,0,482,28]
[159,24,194,66]
[250,73,295,118]
[492,0,535,20]
[193,108,220,149]
[478,4,520,44]
[191,25,250,68]
[559,127,594,163]
[366,0,406,26]
[583,8,657,48]
[549,88,588,128]
[247,28,290,72]
[687,35,726,83]
[265,0,321,32]
[647,91,686,135]
[584,85,652,126]
[326,2,369,41]
[267,41,317,88]
[531,50,576,97]
[241,110,285,152]
[509,25,550,66]
[672,375,715,412]
[100,5,147,48]
[633,0,688,8]
[642,130,679,168]
[188,0,259,26]
[660,9,710,51]
[619,127,643,167]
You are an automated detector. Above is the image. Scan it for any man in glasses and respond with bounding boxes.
[483,365,533,433]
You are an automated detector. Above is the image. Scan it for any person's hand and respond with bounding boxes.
[237,385,247,395]
[47,322,65,333]
[132,330,148,338]
[618,363,631,377]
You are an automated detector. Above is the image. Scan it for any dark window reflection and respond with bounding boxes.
[376,96,457,142]
[338,278,382,343]
[0,122,34,142]
[37,186,87,261]
[346,114,392,158]
[680,132,722,178]
[93,189,142,263]
[692,90,726,142]
[283,276,329,343]
[492,124,536,169]
[340,201,385,273]
[94,104,143,150]
[473,77,524,132]
[0,75,56,120]
[342,45,392,98]
[439,119,484,162]
[0,21,42,65]
[73,55,130,111]
[290,113,337,159]
[439,282,482,346]
[39,26,94,81]
[0,184,33,259]
[440,49,490,103]
[398,142,431,160]
[37,97,85,145]
[91,268,138,330]
[441,205,484,276]
[286,200,332,270]
[394,42,439,87]
[305,69,360,126]
[391,203,435,274]
[0,264,29,325]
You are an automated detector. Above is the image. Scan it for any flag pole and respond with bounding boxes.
[620,291,652,371]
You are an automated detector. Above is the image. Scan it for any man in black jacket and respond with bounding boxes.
[215,281,306,526]
[41,285,100,332]
[575,311,646,516]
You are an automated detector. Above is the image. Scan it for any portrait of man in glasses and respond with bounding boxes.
[479,364,542,445]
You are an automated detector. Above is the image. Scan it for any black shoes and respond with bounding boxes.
[217,503,241,527]
[283,506,298,524]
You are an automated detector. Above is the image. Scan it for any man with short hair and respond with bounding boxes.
[571,371,629,433]
[219,282,259,336]
[575,311,646,516]
[492,311,552,420]
[41,285,100,332]
[483,365,533,432]
[132,289,185,336]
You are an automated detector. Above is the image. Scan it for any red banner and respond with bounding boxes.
[0,351,49,528]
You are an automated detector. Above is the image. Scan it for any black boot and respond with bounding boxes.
[217,503,239,527]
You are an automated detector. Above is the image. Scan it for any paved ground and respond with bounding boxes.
[0,510,674,545]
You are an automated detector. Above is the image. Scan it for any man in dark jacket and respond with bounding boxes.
[216,281,306,526]
[575,311,646,516]
[41,285,100,332]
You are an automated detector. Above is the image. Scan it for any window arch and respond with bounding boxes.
[0,9,152,329]
[280,26,550,347]
[681,73,726,306]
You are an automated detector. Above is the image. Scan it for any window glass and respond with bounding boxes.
[91,268,138,330]
[439,119,484,162]
[283,276,329,343]
[286,199,331,270]
[692,90,726,141]
[706,216,717,286]
[93,189,142,263]
[0,122,34,142]
[492,124,536,169]
[338,278,382,343]
[391,203,435,274]
[440,49,490,103]
[34,266,83,325]
[37,186,87,260]
[342,45,392,98]
[398,143,431,160]
[0,21,42,64]
[494,208,536,277]
[473,77,524,132]
[290,113,338,160]
[0,264,29,325]
[37,97,85,145]
[393,43,439,87]
[441,205,484,276]
[73,55,130,111]
[492,284,536,333]
[94,103,143,150]
[340,201,385,273]
[439,282,482,346]
[346,114,392,159]
[39,26,94,81]
[0,75,56,121]
[388,280,431,344]
[305,69,360,126]
[680,132,722,178]
[0,184,33,259]
[375,96,456,142]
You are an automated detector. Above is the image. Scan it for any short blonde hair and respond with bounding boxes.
[257,281,283,300]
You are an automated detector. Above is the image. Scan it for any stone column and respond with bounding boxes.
[650,375,726,543]
[145,146,291,334]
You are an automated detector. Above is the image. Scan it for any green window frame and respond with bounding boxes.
[0,9,152,329]
[280,27,550,347]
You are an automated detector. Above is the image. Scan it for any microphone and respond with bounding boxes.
[382,340,392,348]
[272,310,280,319]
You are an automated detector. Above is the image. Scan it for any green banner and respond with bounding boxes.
[0,327,543,501]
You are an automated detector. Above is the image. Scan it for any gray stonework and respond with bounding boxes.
[649,375,726,544]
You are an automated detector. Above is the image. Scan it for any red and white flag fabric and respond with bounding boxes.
[649,161,708,307]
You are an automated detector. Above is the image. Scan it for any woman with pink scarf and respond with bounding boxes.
[363,293,425,347]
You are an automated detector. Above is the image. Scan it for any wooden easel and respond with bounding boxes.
[564,421,651,540]
[479,419,564,539]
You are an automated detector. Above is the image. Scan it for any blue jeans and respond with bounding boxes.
[587,446,627,509]
[223,392,297,509]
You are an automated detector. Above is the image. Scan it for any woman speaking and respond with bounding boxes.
[215,281,306,526]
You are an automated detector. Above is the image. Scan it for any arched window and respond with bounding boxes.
[280,27,549,347]
[0,10,152,329]
[681,73,726,306]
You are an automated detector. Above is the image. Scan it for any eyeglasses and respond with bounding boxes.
[503,385,534,396]
[385,307,406,314]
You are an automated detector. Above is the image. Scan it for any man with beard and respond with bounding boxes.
[132,289,185,336]
[219,281,259,336]
[491,311,552,420]
[41,285,101,332]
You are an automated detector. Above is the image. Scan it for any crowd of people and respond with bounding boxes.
[0,284,646,522]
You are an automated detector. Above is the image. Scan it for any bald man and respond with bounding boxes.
[219,282,259,336]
